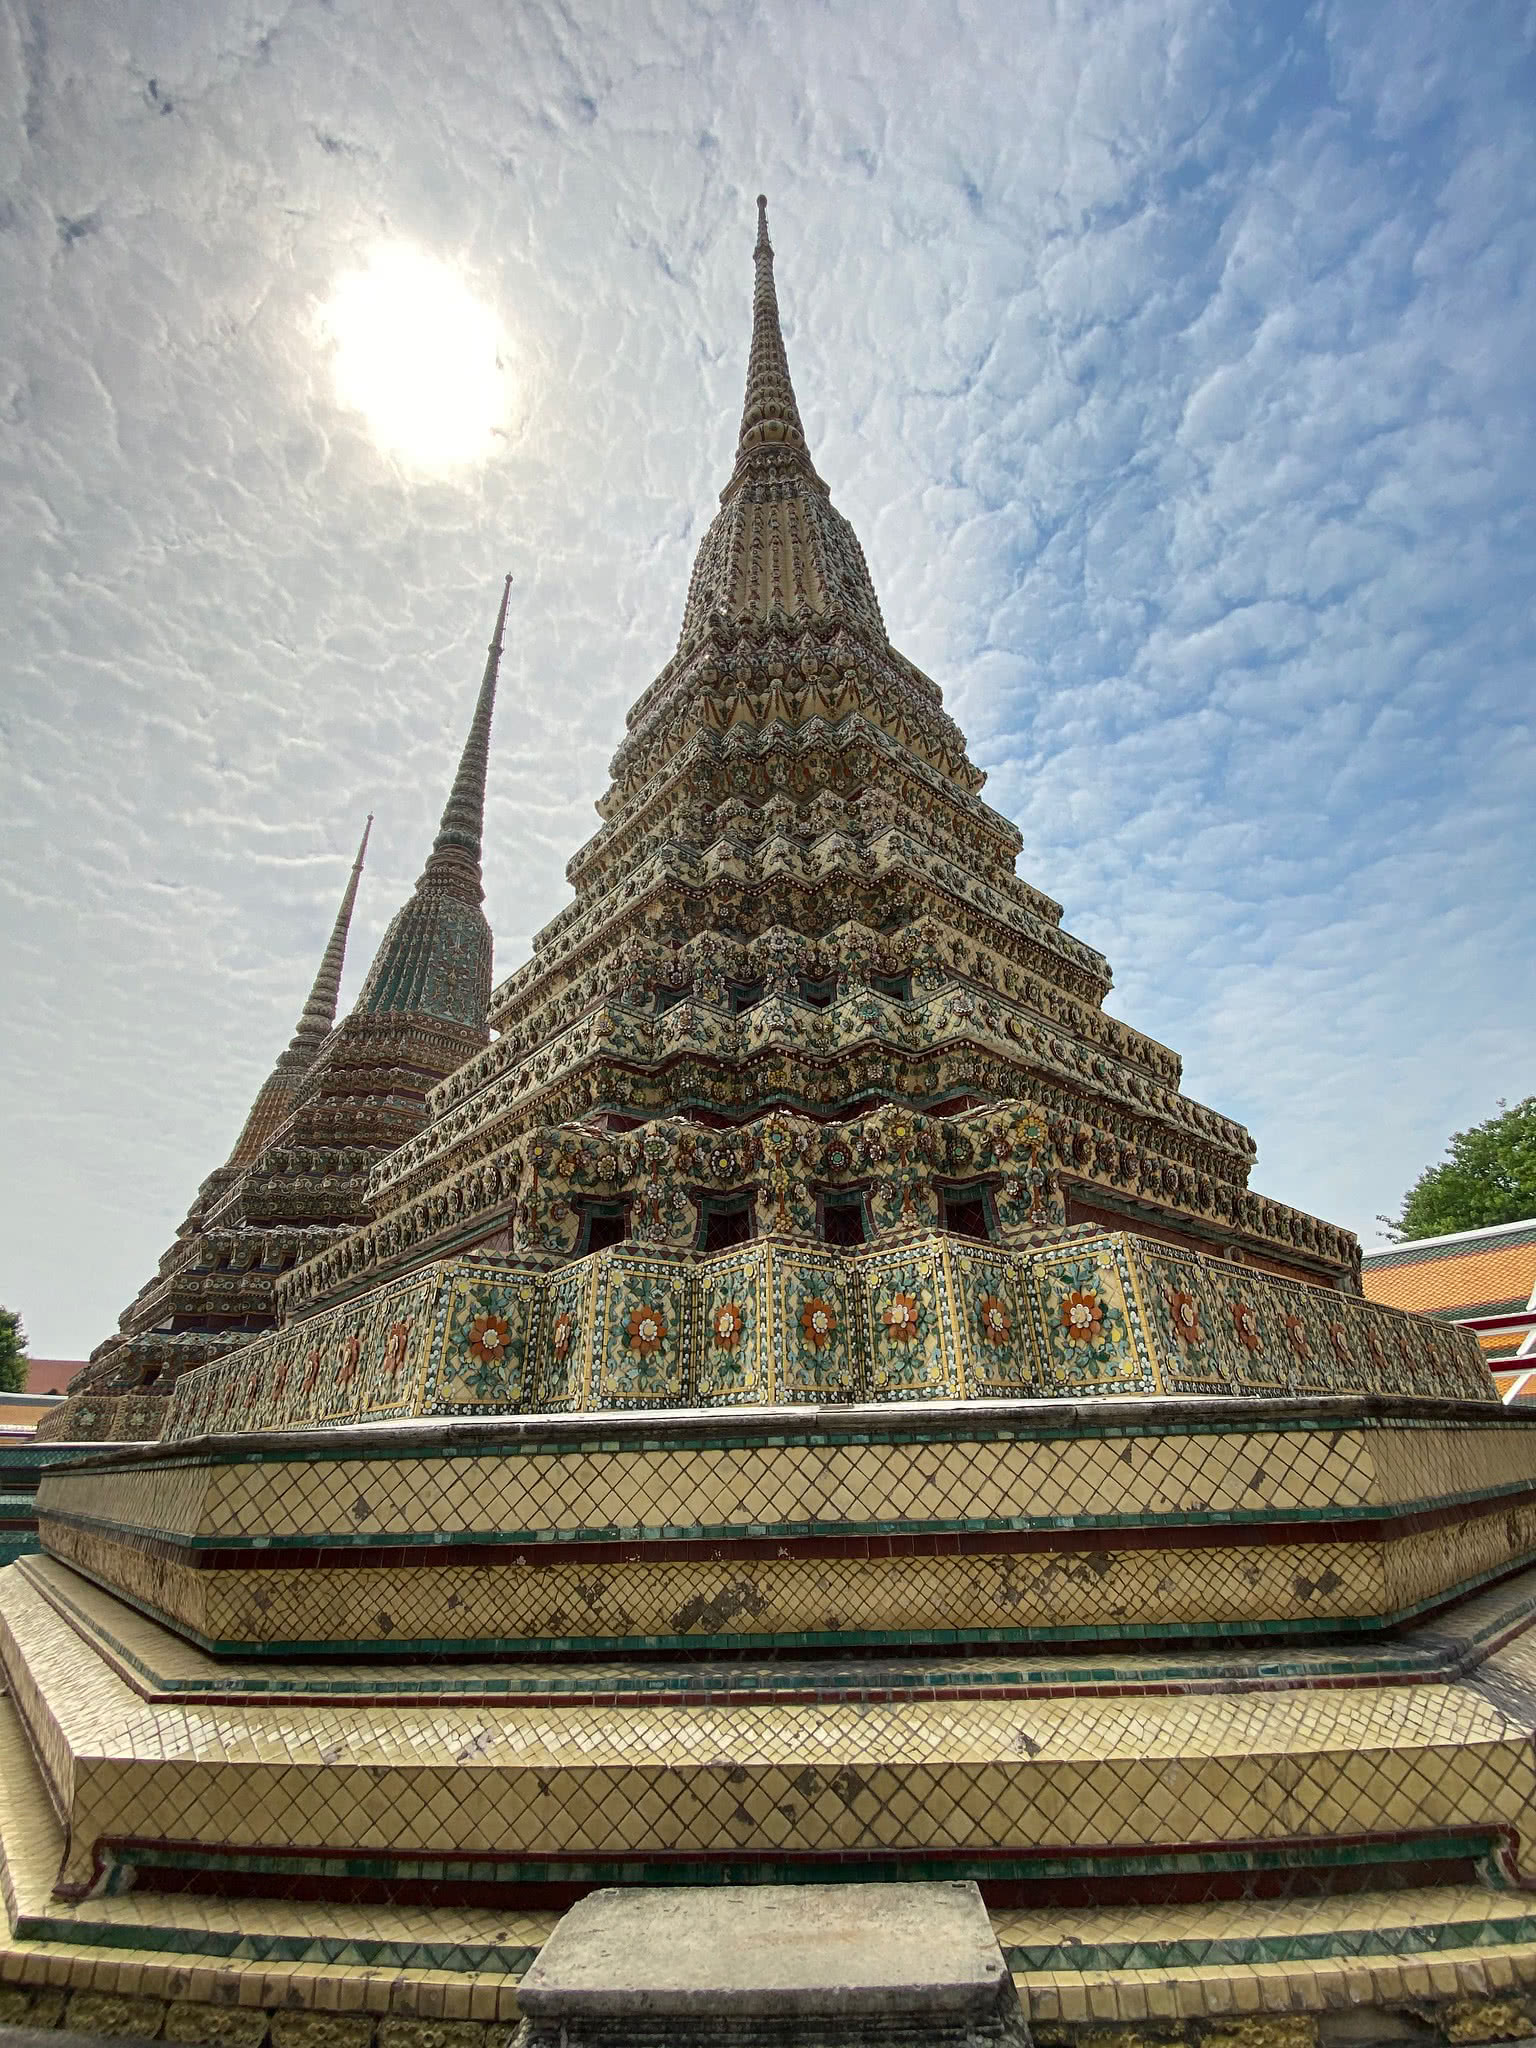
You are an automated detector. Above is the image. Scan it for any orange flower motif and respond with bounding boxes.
[1231,1302,1262,1354]
[1281,1312,1311,1359]
[302,1346,322,1391]
[552,1310,575,1361]
[1328,1321,1352,1366]
[1167,1289,1203,1345]
[337,1332,361,1386]
[712,1301,745,1351]
[467,1314,511,1367]
[978,1293,1012,1345]
[626,1303,665,1355]
[801,1297,837,1349]
[1059,1289,1103,1345]
[273,1360,290,1398]
[384,1322,411,1378]
[883,1292,921,1343]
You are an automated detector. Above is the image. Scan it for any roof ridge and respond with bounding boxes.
[1363,1215,1536,1259]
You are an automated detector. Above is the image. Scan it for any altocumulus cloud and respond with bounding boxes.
[0,0,1531,1353]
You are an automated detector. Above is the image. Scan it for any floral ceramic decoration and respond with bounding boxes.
[1034,1249,1145,1393]
[947,1248,1036,1394]
[977,1292,1012,1344]
[539,1265,593,1409]
[598,1256,689,1406]
[1206,1268,1289,1392]
[438,1280,535,1406]
[778,1255,859,1400]
[696,1252,766,1404]
[1132,1251,1230,1393]
[863,1254,948,1398]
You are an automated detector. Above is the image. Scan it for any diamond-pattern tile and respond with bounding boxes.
[7,1556,1536,1905]
[37,1404,1536,1652]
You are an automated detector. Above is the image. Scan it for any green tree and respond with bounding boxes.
[0,1306,27,1395]
[1379,1097,1536,1242]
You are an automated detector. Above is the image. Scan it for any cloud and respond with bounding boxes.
[0,0,1532,1352]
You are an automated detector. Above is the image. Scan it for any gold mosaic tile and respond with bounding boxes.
[36,1410,1536,1653]
[6,1651,1536,2028]
[18,1549,1535,1712]
[0,1694,552,2016]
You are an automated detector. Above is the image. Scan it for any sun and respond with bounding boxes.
[318,243,507,469]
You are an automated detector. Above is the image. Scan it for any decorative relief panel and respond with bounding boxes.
[161,1227,1493,1440]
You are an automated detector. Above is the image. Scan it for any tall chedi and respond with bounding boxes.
[277,195,1356,1345]
[16,205,1514,2038]
[45,581,510,1441]
[48,816,374,1434]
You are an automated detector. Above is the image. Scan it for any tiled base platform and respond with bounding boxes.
[13,1400,1536,2035]
[8,1686,1536,2046]
[9,1552,1536,1911]
[32,1398,1536,1656]
[8,1632,1536,2046]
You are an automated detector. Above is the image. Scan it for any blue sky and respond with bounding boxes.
[1,0,1532,1357]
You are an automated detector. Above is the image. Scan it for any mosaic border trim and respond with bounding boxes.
[98,1826,1502,1893]
[49,1390,1536,1480]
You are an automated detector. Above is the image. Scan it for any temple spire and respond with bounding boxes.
[290,812,372,1056]
[732,194,815,482]
[224,814,373,1165]
[351,575,508,1032]
[420,572,512,905]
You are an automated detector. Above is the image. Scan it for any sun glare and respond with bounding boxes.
[319,244,507,469]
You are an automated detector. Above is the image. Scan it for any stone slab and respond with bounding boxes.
[0,2035,162,2048]
[516,1881,1009,2018]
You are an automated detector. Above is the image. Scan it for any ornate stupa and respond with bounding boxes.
[41,579,511,1443]
[212,195,1362,1373]
[5,201,1536,2047]
[37,814,373,1438]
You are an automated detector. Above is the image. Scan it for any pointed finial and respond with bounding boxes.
[290,811,373,1053]
[419,573,512,904]
[734,192,811,477]
[222,812,376,1165]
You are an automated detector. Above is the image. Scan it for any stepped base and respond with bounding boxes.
[11,1397,1536,2032]
[32,1397,1536,1658]
[5,1604,1536,2035]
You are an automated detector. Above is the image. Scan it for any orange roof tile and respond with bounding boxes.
[1362,1241,1536,1316]
[24,1358,82,1396]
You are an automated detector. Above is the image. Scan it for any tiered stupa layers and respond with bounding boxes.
[43,580,512,1441]
[8,201,1524,2030]
[43,817,375,1431]
[278,199,1354,1324]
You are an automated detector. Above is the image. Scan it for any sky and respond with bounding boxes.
[1,0,1532,1359]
